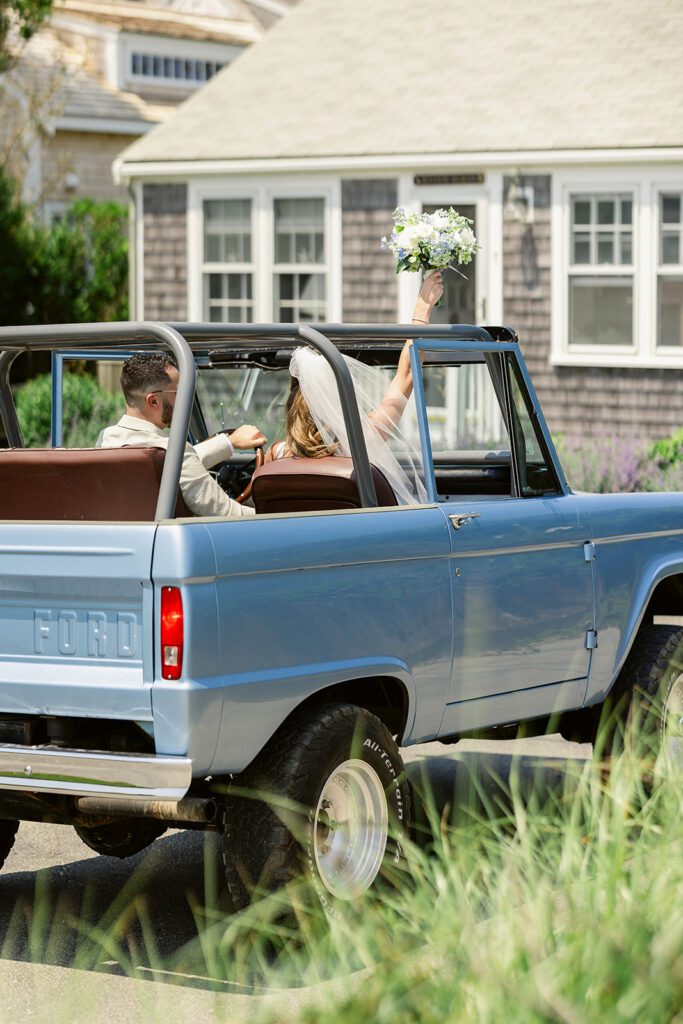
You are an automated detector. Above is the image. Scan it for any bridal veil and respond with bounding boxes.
[289,346,428,507]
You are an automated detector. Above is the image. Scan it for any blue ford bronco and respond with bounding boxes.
[0,320,681,910]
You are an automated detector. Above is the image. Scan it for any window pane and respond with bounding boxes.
[507,356,558,495]
[572,199,591,225]
[274,198,325,265]
[662,194,681,224]
[293,232,312,262]
[205,234,221,262]
[658,277,683,347]
[620,198,632,225]
[661,231,680,265]
[208,273,224,299]
[275,233,291,263]
[620,232,632,265]
[274,273,326,320]
[597,233,614,264]
[203,273,253,322]
[568,277,633,346]
[573,232,591,264]
[279,275,294,300]
[203,199,252,264]
[597,199,616,225]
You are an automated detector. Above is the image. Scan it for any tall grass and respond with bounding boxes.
[2,733,682,1022]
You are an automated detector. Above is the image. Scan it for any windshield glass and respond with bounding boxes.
[196,367,289,441]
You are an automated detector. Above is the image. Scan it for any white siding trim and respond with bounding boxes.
[117,149,683,182]
[55,116,156,135]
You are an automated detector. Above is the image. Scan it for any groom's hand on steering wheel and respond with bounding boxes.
[229,424,267,450]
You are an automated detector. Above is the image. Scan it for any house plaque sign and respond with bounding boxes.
[413,174,485,185]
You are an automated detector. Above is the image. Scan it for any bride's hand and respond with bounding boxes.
[419,270,444,310]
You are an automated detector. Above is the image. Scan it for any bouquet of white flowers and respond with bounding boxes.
[381,206,480,280]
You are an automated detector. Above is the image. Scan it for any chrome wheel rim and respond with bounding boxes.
[662,671,683,769]
[313,758,389,900]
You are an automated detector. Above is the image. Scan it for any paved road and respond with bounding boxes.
[0,736,591,1024]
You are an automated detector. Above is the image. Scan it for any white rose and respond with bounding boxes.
[460,227,476,248]
[430,213,450,231]
[398,225,420,251]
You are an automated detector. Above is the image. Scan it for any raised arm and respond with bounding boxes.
[368,272,444,437]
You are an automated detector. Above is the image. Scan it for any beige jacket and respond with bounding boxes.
[99,414,254,517]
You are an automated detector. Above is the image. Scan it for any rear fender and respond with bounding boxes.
[209,658,415,776]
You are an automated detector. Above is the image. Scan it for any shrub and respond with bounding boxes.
[555,431,683,494]
[15,371,123,447]
[650,427,683,469]
[0,170,128,327]
[34,199,129,324]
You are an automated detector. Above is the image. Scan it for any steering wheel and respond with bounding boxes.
[235,446,265,504]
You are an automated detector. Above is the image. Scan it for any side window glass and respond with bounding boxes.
[506,356,560,496]
[420,356,513,500]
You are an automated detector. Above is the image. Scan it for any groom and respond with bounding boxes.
[99,353,266,517]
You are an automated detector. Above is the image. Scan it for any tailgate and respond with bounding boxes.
[0,523,157,721]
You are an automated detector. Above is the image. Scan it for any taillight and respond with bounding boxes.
[160,586,183,680]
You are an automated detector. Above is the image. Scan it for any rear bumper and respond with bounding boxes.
[0,744,192,800]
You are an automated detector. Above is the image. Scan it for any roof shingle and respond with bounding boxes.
[120,0,683,166]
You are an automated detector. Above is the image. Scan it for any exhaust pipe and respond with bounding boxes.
[75,796,218,825]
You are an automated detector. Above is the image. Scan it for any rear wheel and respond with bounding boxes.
[0,819,18,871]
[222,703,410,913]
[74,818,166,858]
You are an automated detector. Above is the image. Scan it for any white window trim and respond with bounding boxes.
[654,183,683,355]
[188,175,342,323]
[551,166,683,369]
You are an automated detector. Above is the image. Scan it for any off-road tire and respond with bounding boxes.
[596,623,683,760]
[222,702,410,913]
[74,818,167,858]
[0,819,19,871]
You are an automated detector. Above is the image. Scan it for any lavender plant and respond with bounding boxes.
[555,431,683,494]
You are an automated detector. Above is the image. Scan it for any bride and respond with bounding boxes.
[268,272,444,506]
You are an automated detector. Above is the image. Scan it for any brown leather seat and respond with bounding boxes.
[0,447,189,521]
[251,455,398,514]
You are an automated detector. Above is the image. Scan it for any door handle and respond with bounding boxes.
[449,512,481,530]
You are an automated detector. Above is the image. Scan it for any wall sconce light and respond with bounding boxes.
[504,174,534,225]
[64,172,80,192]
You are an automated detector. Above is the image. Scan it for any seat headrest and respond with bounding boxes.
[251,455,398,514]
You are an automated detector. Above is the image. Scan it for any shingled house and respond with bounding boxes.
[116,0,683,440]
[2,0,298,215]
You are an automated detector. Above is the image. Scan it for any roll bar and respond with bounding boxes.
[0,321,381,517]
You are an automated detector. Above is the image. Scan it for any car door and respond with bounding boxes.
[409,339,595,732]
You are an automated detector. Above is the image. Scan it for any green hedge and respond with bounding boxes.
[15,371,123,448]
[0,172,128,327]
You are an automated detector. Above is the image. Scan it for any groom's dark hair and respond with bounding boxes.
[121,353,178,406]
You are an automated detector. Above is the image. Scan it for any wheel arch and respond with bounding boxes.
[280,674,411,741]
[590,565,683,707]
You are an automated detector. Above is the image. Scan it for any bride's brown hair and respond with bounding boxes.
[284,376,339,458]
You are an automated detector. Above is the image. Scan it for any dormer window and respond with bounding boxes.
[130,52,225,83]
[121,33,238,93]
